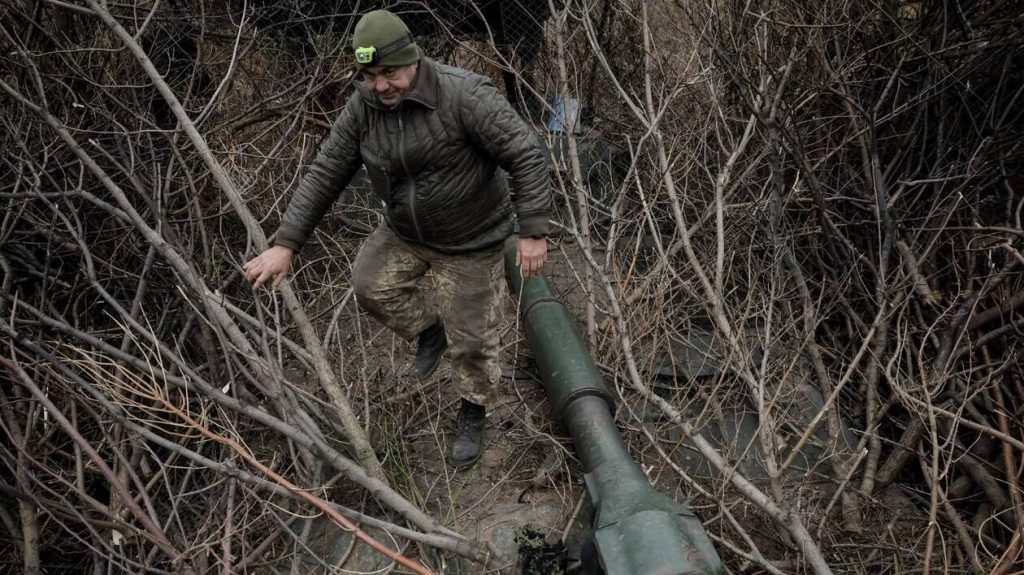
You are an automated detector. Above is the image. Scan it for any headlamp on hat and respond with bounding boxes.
[355,46,377,65]
[354,34,414,67]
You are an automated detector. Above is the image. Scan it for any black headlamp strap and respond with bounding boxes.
[376,34,414,61]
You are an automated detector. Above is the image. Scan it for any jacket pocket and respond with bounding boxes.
[361,148,391,203]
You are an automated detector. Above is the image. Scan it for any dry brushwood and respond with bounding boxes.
[1,0,1023,574]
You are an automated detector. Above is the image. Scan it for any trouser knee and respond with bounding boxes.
[351,272,380,308]
[351,258,434,341]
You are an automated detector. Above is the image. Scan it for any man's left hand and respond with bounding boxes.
[516,236,548,278]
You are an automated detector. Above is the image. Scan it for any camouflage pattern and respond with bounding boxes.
[352,224,505,407]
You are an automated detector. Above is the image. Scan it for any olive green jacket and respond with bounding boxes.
[274,57,550,254]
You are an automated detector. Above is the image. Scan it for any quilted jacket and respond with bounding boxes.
[274,57,550,254]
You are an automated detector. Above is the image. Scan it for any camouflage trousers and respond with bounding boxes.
[351,224,507,408]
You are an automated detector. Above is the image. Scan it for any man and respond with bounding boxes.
[243,9,551,468]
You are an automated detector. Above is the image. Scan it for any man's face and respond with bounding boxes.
[361,63,418,108]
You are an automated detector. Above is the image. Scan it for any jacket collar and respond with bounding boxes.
[358,56,439,111]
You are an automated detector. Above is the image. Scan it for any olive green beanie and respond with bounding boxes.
[352,10,420,68]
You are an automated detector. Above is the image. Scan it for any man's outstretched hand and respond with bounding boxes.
[243,245,294,290]
[516,236,548,279]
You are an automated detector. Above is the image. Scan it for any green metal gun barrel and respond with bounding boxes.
[506,249,724,575]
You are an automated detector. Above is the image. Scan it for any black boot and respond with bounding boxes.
[406,320,447,379]
[451,399,486,468]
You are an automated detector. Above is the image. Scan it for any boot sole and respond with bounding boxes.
[450,451,482,469]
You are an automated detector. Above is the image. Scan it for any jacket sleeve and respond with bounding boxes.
[274,93,364,252]
[459,76,551,238]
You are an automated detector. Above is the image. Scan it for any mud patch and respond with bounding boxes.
[517,526,567,575]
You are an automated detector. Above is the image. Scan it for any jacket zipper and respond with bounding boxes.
[397,115,424,243]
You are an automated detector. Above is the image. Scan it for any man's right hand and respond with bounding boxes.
[243,245,294,290]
